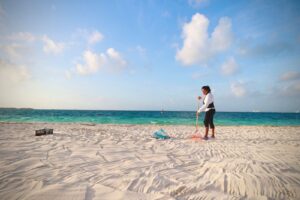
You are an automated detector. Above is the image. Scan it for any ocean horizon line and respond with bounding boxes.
[0,107,299,114]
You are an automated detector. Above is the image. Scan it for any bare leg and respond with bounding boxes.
[204,127,209,138]
[211,128,215,138]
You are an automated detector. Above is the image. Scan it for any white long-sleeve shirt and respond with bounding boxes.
[198,93,214,113]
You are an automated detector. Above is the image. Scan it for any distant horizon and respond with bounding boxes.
[1,107,299,114]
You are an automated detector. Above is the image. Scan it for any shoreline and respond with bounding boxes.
[1,121,300,127]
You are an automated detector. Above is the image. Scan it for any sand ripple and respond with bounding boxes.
[0,123,299,199]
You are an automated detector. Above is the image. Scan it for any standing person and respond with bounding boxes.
[197,86,216,140]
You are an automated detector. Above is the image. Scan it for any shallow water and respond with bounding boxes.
[1,108,300,126]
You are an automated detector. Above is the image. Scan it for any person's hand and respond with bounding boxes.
[197,96,202,100]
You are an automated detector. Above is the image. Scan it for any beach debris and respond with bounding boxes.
[35,128,53,136]
[152,128,170,140]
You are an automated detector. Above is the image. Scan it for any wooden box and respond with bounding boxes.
[35,128,53,136]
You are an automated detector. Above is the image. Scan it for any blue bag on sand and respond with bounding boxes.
[153,129,170,140]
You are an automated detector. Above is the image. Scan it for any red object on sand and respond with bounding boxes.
[191,133,201,138]
[190,130,202,141]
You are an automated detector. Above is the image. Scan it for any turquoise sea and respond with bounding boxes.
[0,108,300,126]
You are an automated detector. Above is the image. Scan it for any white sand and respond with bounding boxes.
[0,122,299,200]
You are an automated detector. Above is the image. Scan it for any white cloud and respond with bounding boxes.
[73,29,104,45]
[231,82,247,97]
[278,81,300,97]
[106,48,127,68]
[8,32,35,42]
[76,50,105,75]
[76,48,127,75]
[221,57,238,75]
[277,71,300,96]
[3,43,25,59]
[42,35,65,54]
[88,31,103,45]
[176,13,233,66]
[211,17,232,52]
[0,59,31,85]
[280,71,300,81]
[176,13,210,65]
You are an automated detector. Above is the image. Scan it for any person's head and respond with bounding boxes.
[201,85,211,95]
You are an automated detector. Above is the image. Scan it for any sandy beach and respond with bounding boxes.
[0,122,299,199]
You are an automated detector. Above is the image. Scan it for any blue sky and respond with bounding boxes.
[0,0,299,112]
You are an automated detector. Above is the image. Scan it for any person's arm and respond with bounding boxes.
[197,94,212,113]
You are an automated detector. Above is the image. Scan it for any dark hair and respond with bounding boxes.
[202,85,211,93]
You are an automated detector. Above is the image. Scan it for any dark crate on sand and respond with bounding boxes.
[35,128,53,136]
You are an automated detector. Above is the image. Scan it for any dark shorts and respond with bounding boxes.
[204,109,215,128]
